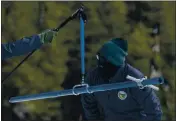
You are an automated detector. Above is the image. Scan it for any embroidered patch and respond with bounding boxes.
[118,91,127,100]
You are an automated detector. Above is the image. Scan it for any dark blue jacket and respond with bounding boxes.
[81,64,162,121]
[1,35,42,60]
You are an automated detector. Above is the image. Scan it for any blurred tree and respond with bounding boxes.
[158,2,175,120]
[145,2,175,120]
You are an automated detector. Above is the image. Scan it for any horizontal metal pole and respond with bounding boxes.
[9,77,164,103]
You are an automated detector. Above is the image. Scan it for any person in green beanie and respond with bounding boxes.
[81,38,162,121]
[1,29,57,60]
[96,38,128,80]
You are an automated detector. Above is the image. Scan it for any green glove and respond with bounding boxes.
[38,29,57,44]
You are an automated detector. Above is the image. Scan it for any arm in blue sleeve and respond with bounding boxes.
[1,35,42,60]
[81,93,101,121]
[81,72,101,121]
[128,66,162,121]
[131,87,162,121]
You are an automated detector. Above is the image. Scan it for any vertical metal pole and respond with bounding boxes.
[80,15,85,84]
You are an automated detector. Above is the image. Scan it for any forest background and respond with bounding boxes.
[1,1,175,121]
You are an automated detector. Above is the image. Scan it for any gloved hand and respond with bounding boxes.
[38,29,57,44]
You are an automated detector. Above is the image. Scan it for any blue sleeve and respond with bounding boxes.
[81,72,101,121]
[81,93,100,121]
[1,35,42,60]
[131,87,162,121]
[128,67,162,121]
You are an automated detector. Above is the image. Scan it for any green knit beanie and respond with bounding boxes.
[98,38,128,66]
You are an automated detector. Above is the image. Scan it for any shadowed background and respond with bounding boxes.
[1,1,175,121]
